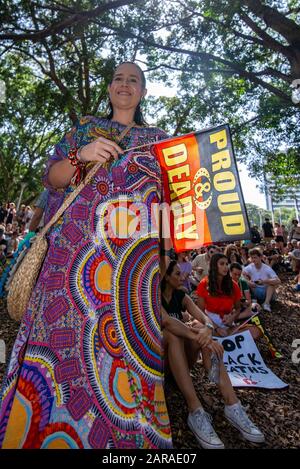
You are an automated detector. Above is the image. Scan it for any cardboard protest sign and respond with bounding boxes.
[154,125,250,252]
[215,330,288,389]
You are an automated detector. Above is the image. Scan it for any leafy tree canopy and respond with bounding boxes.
[0,0,299,204]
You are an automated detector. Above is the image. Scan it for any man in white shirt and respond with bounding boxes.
[191,245,219,284]
[243,248,281,313]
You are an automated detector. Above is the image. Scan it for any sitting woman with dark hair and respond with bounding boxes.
[162,260,264,449]
[196,253,261,339]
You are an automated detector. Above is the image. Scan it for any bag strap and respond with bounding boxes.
[40,121,135,238]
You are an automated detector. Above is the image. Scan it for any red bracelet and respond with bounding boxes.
[68,146,86,185]
[68,146,85,168]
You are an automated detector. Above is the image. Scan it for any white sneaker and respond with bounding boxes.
[262,303,271,312]
[225,402,265,443]
[188,407,224,449]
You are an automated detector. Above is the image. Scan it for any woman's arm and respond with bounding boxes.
[223,300,241,326]
[48,159,77,189]
[261,277,281,286]
[162,306,213,348]
[182,294,212,326]
[195,294,205,312]
[161,306,199,340]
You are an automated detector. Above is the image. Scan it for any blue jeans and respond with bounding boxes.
[253,286,267,302]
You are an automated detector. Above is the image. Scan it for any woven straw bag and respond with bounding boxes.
[6,160,103,322]
[7,234,48,321]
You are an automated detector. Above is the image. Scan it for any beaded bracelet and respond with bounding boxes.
[68,146,86,185]
[68,146,85,168]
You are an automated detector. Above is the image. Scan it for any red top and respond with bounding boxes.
[196,277,242,318]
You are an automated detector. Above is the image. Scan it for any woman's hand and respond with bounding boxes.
[79,137,124,164]
[208,340,224,360]
[222,313,235,327]
[182,311,191,322]
[215,326,228,337]
[193,324,212,348]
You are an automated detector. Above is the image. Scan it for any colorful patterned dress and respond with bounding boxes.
[0,116,172,449]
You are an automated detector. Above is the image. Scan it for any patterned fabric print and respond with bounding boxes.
[0,117,172,449]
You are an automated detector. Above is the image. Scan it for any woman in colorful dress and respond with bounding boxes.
[0,62,172,449]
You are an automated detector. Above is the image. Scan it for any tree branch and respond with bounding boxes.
[0,0,144,42]
[242,0,300,45]
[240,11,294,60]
[255,67,290,83]
[177,1,265,48]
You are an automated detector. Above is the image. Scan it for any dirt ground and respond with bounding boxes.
[0,271,299,449]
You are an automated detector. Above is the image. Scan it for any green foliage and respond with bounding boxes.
[0,53,62,203]
[245,203,297,229]
[245,203,272,228]
[273,206,298,227]
[265,148,300,202]
[0,0,299,205]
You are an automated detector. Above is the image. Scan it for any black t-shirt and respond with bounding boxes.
[6,209,14,225]
[262,222,273,237]
[0,207,7,223]
[162,289,185,321]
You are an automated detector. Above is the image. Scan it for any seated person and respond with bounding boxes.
[290,239,298,250]
[242,248,281,312]
[263,240,282,271]
[6,231,20,258]
[230,262,261,319]
[191,244,219,285]
[240,246,250,266]
[162,260,265,449]
[0,225,8,255]
[224,244,242,265]
[4,223,13,238]
[289,249,300,292]
[195,253,261,339]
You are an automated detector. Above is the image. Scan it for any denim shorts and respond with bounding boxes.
[253,286,267,302]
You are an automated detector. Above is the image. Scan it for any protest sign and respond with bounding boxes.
[154,124,250,252]
[215,330,288,388]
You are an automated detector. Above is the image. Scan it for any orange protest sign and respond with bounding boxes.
[154,125,250,252]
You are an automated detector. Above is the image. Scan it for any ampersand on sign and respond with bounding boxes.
[194,181,211,199]
[193,167,213,210]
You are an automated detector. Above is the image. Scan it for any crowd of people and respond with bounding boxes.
[0,192,48,276]
[0,62,298,450]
